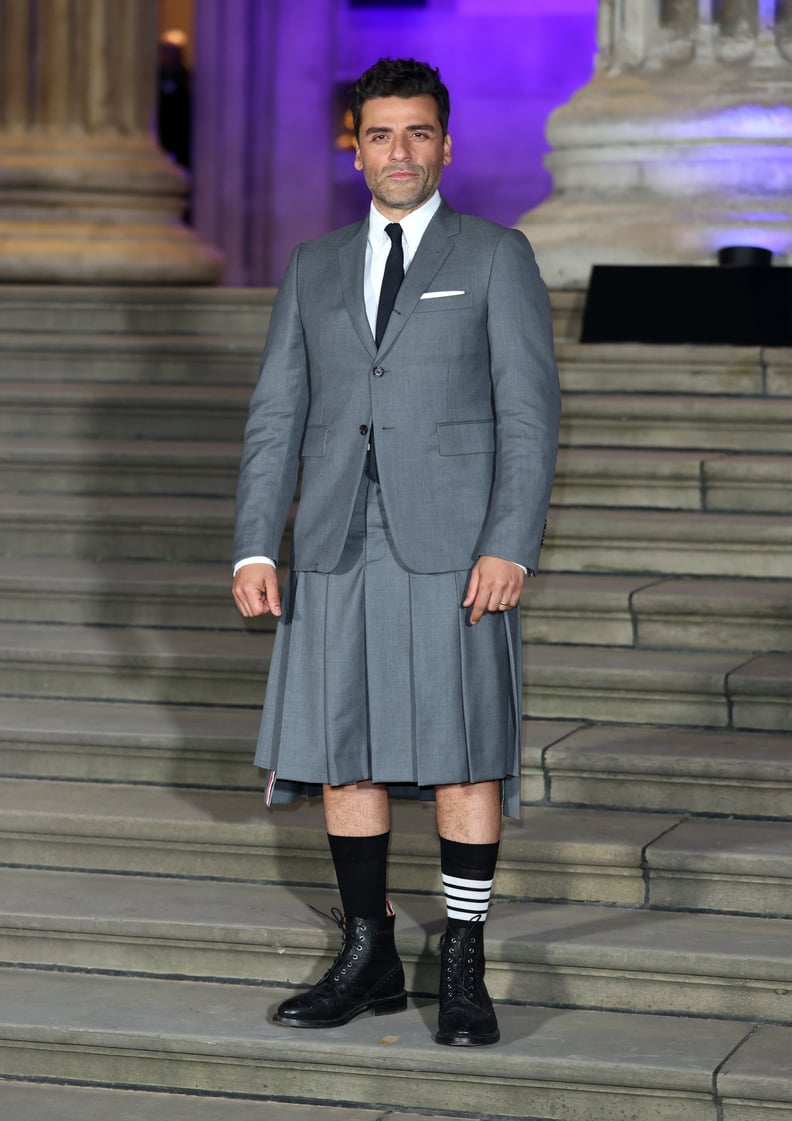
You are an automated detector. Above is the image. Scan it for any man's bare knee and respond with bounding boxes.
[436,779,501,844]
[322,780,390,836]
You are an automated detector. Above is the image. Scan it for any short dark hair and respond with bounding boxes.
[352,58,450,138]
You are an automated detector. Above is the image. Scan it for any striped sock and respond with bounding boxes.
[440,837,500,924]
[442,871,494,922]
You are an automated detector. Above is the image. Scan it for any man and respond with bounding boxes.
[232,57,560,1047]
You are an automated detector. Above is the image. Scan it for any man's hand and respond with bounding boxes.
[463,555,524,625]
[232,563,282,618]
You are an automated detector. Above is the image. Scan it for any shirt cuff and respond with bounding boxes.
[488,557,529,575]
[233,556,276,576]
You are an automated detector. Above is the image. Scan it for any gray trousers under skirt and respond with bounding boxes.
[254,475,523,818]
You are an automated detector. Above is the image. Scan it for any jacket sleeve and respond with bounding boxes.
[475,228,561,572]
[233,245,310,566]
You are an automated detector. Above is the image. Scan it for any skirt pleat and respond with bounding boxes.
[254,475,523,817]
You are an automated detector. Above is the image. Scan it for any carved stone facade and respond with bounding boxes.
[519,0,792,288]
[0,0,221,283]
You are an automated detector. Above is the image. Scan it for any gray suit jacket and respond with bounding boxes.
[234,201,560,575]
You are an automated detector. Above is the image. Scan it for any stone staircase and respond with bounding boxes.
[0,286,791,1121]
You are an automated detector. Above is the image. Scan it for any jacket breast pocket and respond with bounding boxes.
[416,291,473,312]
[300,425,328,457]
[437,420,494,456]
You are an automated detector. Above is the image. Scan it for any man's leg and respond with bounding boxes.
[323,780,391,918]
[434,779,502,1046]
[273,781,405,1029]
[436,778,501,844]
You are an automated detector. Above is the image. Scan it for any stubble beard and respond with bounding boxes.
[367,165,438,213]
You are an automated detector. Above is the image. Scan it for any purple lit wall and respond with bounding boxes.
[193,0,598,286]
[330,0,598,230]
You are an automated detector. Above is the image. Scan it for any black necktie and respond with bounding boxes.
[375,223,404,347]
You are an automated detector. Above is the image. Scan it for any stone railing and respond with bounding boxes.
[599,0,792,71]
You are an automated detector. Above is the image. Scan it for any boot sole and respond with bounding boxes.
[272,991,407,1029]
[434,1028,501,1046]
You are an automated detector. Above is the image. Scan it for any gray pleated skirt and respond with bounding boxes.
[254,475,523,818]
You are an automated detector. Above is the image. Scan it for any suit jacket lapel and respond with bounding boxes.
[377,202,460,355]
[338,219,376,357]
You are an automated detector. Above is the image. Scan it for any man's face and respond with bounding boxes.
[354,95,452,220]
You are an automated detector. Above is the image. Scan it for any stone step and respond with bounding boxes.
[0,285,275,336]
[557,342,766,395]
[524,645,792,732]
[0,781,647,904]
[6,438,790,516]
[0,558,257,629]
[0,283,577,342]
[0,696,265,787]
[2,496,790,578]
[560,394,792,452]
[522,573,792,652]
[7,869,792,1026]
[0,493,235,561]
[0,700,552,804]
[2,622,789,728]
[0,333,261,385]
[702,454,792,514]
[627,576,792,652]
[0,382,249,441]
[0,699,551,798]
[553,447,792,513]
[4,384,792,454]
[765,348,792,396]
[2,780,792,915]
[0,1084,441,1121]
[0,622,273,706]
[1,698,788,820]
[0,966,783,1121]
[2,562,788,655]
[4,622,791,729]
[4,870,792,1024]
[646,816,792,916]
[549,288,586,342]
[544,724,792,818]
[543,507,792,578]
[0,436,242,496]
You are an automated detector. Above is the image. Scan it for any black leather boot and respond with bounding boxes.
[273,909,406,1028]
[435,920,500,1046]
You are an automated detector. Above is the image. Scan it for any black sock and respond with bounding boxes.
[327,831,390,918]
[440,835,500,926]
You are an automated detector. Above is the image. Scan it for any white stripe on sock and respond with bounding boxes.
[442,873,494,890]
[445,886,491,901]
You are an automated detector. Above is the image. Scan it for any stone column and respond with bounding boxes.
[191,0,334,286]
[518,0,792,288]
[0,0,222,283]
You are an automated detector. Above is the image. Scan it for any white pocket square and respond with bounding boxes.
[420,290,466,299]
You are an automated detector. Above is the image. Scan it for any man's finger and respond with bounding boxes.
[462,568,479,608]
[262,567,282,616]
[468,585,492,624]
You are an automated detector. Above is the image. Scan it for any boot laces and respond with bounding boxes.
[328,909,367,980]
[442,927,483,999]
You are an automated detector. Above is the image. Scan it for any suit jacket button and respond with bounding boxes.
[359,424,368,436]
[373,366,385,377]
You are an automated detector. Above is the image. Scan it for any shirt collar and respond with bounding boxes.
[367,191,442,254]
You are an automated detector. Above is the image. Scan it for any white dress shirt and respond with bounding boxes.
[363,191,441,336]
